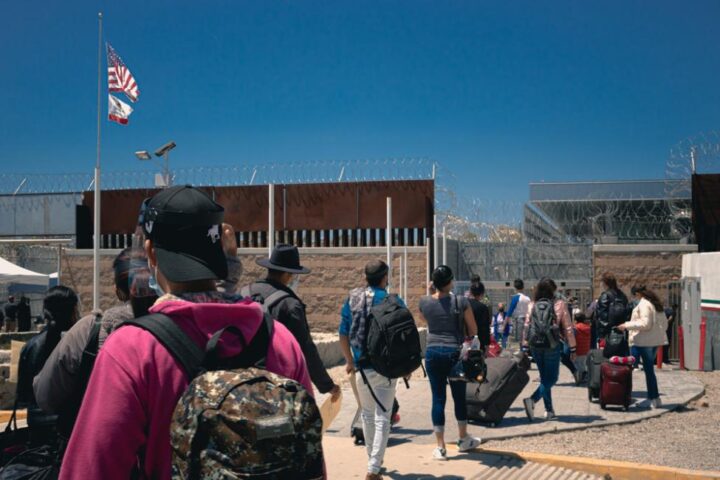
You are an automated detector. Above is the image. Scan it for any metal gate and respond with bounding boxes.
[667,280,681,361]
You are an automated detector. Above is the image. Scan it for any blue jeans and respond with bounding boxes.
[530,344,562,413]
[631,346,659,400]
[501,334,509,349]
[425,346,467,432]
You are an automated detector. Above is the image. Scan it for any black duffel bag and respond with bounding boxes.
[0,406,59,480]
[603,328,629,358]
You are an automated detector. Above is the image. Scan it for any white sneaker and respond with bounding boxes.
[544,411,557,421]
[650,398,663,409]
[432,447,448,461]
[457,435,482,452]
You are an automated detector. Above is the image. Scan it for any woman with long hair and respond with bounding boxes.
[617,284,668,408]
[522,277,576,421]
[418,265,481,461]
[16,285,79,444]
[595,272,629,341]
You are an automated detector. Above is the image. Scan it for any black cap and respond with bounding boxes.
[365,260,389,281]
[256,244,310,274]
[142,185,227,283]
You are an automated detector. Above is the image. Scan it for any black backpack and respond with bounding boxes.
[358,295,423,411]
[607,292,630,329]
[362,295,422,379]
[527,299,560,350]
[603,328,630,358]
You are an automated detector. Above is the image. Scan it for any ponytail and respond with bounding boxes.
[633,284,663,312]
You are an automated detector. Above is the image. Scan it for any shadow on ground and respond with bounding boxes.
[383,453,527,480]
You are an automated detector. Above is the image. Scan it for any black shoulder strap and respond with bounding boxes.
[204,312,274,370]
[57,313,103,438]
[79,315,103,382]
[123,313,205,380]
[241,284,291,314]
[264,290,291,312]
[455,294,465,337]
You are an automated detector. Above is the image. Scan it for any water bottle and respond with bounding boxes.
[460,340,471,360]
[470,335,481,351]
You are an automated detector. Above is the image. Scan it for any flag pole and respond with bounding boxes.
[93,12,103,312]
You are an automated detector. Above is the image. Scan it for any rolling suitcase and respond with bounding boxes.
[586,349,604,401]
[466,354,530,427]
[599,362,632,411]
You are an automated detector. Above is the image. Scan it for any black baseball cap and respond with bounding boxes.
[141,185,227,283]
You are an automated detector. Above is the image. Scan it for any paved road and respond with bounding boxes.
[324,360,704,445]
[324,436,604,480]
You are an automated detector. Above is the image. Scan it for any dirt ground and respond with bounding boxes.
[483,369,720,472]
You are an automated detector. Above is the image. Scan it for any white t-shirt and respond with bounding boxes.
[513,292,531,319]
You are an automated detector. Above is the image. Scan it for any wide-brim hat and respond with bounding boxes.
[256,244,310,274]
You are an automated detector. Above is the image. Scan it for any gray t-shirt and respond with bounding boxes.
[420,294,468,348]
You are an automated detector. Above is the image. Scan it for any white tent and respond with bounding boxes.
[0,256,49,286]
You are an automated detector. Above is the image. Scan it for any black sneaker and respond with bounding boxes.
[523,398,535,421]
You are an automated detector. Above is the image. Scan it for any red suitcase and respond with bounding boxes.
[600,362,632,411]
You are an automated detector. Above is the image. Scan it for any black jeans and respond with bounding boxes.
[561,343,577,375]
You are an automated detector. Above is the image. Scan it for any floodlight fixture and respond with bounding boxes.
[154,141,176,157]
[135,150,151,160]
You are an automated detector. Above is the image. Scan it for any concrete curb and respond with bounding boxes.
[480,385,706,443]
[466,447,720,480]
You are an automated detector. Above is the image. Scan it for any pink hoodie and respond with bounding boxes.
[59,297,312,480]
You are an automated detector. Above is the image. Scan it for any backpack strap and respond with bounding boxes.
[358,368,388,413]
[58,313,103,438]
[123,313,205,380]
[262,290,291,313]
[241,284,291,314]
[204,312,274,370]
[454,294,465,339]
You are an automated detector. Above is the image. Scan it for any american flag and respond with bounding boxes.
[107,43,139,103]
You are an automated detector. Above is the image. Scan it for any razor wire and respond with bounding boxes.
[0,158,436,195]
[433,162,524,242]
[665,130,720,240]
[459,242,593,282]
[528,198,689,243]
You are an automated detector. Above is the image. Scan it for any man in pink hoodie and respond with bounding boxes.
[59,185,313,479]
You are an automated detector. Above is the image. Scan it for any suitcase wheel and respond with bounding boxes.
[588,389,593,402]
[623,405,629,412]
[600,403,607,410]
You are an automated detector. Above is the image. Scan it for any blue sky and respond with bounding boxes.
[1,1,719,201]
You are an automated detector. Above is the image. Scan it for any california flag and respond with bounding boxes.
[108,94,133,125]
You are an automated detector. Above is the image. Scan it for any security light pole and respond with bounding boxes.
[135,141,176,188]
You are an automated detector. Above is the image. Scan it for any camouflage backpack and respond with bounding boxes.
[123,313,324,480]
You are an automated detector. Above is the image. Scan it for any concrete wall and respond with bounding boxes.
[682,252,720,303]
[592,244,698,302]
[0,193,78,237]
[60,246,430,332]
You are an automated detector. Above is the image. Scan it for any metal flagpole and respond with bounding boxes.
[93,12,103,312]
[386,197,392,291]
[268,184,275,256]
